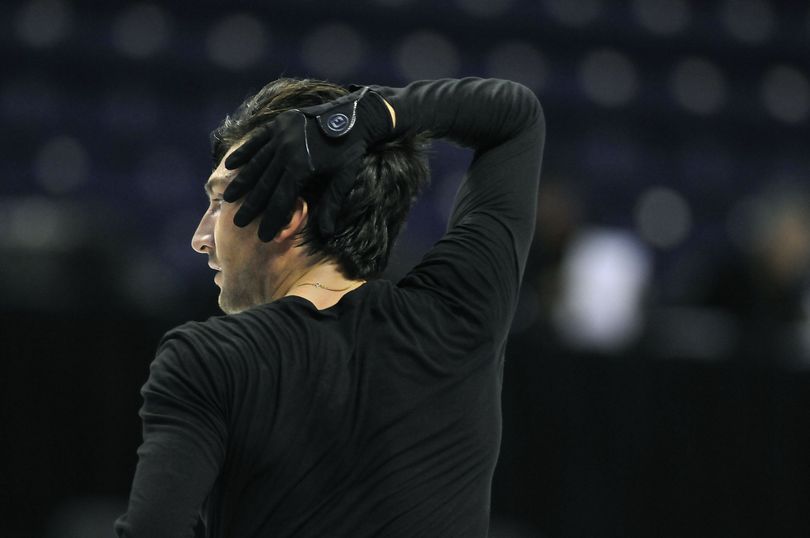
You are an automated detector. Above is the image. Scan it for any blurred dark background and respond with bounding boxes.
[2,0,810,536]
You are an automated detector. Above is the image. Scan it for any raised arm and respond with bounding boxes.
[374,79,545,331]
[222,78,543,237]
[218,78,545,322]
[371,78,543,151]
[220,78,545,331]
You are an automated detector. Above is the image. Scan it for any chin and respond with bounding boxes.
[218,286,255,315]
[218,296,241,315]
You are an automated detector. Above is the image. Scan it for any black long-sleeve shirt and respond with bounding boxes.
[115,78,545,537]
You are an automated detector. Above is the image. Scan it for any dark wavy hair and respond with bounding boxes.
[210,78,430,280]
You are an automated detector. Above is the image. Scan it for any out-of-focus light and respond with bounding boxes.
[728,182,810,261]
[206,13,269,71]
[553,228,651,352]
[670,57,727,115]
[14,0,72,48]
[579,49,639,107]
[721,0,774,44]
[301,23,366,80]
[634,186,692,249]
[396,31,461,81]
[632,0,690,36]
[3,196,77,250]
[34,136,90,195]
[111,3,171,59]
[544,0,602,27]
[485,41,547,91]
[761,65,810,124]
[136,147,194,203]
[455,0,514,18]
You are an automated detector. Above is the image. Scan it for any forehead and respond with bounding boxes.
[204,156,239,196]
[205,142,245,195]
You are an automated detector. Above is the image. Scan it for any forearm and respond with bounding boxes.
[370,78,544,149]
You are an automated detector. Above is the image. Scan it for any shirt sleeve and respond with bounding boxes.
[114,325,229,538]
[393,78,546,336]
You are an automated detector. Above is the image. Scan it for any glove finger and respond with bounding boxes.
[318,162,361,238]
[257,170,301,242]
[223,141,276,203]
[232,152,286,228]
[224,125,274,170]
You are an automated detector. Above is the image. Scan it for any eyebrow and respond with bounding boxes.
[204,177,229,197]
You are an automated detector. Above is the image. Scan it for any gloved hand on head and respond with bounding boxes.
[222,86,394,242]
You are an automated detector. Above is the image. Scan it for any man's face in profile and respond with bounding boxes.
[191,144,273,314]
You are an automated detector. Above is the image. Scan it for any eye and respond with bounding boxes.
[208,197,223,214]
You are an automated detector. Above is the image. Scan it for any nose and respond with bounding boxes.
[192,212,215,254]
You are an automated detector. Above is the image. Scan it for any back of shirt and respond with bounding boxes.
[115,78,545,538]
[197,278,504,537]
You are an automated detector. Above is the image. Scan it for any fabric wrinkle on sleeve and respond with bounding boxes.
[114,327,229,538]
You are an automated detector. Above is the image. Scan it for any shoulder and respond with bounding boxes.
[144,319,233,403]
[151,300,312,380]
[160,301,299,354]
[154,317,235,374]
[143,309,278,411]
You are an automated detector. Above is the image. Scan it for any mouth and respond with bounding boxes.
[208,261,222,271]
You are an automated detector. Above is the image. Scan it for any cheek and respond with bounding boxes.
[212,215,228,251]
[222,203,259,237]
[213,205,250,256]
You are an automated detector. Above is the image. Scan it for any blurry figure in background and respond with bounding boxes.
[493,178,583,533]
[510,179,583,342]
[667,181,810,365]
[726,182,810,363]
[511,178,652,355]
[114,77,545,537]
[552,228,651,353]
[494,178,652,533]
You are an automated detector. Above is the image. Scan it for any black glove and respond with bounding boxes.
[222,86,393,241]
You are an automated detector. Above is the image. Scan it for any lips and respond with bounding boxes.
[208,261,222,271]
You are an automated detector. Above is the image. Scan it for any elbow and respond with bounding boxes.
[499,79,545,138]
[518,82,545,135]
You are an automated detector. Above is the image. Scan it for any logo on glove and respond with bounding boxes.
[326,113,350,134]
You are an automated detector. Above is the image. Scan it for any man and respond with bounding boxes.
[115,76,545,537]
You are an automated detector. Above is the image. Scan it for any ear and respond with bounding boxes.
[273,198,309,244]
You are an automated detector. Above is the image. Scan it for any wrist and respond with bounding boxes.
[358,91,395,144]
[373,93,396,130]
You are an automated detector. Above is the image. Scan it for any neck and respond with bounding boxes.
[284,261,366,310]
